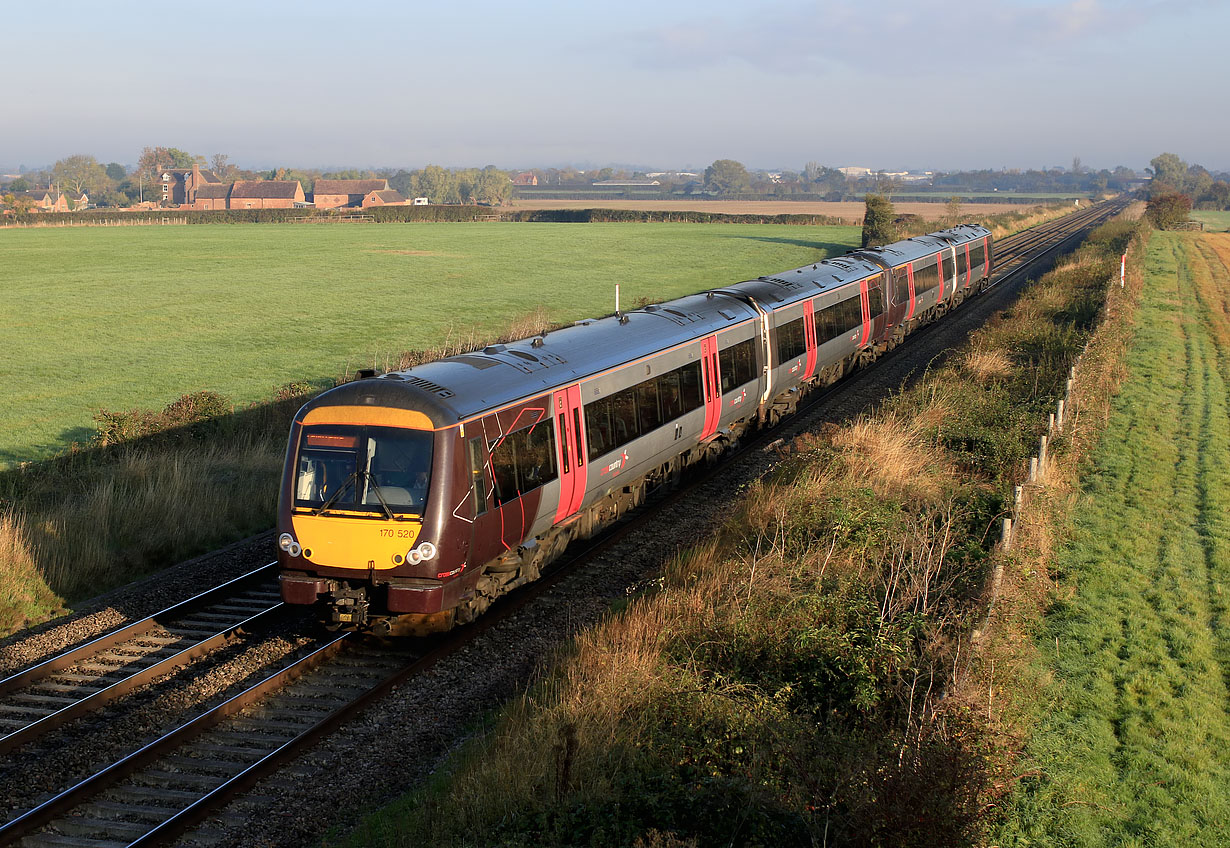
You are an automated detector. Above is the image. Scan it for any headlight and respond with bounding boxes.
[407,549,423,565]
[288,542,302,558]
[416,542,437,561]
[278,533,295,551]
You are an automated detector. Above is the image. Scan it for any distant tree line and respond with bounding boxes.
[1,147,515,209]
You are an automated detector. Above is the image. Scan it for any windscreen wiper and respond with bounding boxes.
[312,471,359,516]
[361,472,396,520]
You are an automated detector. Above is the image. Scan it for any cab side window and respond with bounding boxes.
[489,417,557,507]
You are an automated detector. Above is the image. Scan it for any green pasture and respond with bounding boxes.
[0,222,858,465]
[994,232,1230,845]
[1192,210,1230,232]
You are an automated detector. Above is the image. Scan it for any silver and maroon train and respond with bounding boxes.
[277,224,993,632]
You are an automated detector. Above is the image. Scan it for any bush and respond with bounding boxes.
[1146,191,1193,230]
[93,391,233,446]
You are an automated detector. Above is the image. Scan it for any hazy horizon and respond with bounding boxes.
[6,0,1227,174]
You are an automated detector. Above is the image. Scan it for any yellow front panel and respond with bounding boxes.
[302,406,434,430]
[291,513,421,571]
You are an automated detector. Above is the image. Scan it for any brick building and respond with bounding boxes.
[312,179,391,209]
[229,180,305,209]
[360,189,409,207]
[191,184,230,210]
[161,165,222,206]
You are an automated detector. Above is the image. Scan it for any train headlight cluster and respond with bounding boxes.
[279,533,302,558]
[405,541,437,566]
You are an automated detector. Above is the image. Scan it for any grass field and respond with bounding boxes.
[1,222,858,465]
[1192,210,1230,232]
[993,231,1230,845]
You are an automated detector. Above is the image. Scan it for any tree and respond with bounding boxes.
[945,196,963,224]
[105,162,127,181]
[704,159,751,195]
[136,146,202,180]
[415,165,460,204]
[470,165,511,205]
[210,153,235,181]
[861,193,897,247]
[51,154,109,195]
[9,177,29,192]
[1148,152,1188,193]
[1146,191,1192,230]
[1071,156,1084,175]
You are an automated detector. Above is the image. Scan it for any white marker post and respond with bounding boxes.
[1121,253,1126,288]
[616,283,621,315]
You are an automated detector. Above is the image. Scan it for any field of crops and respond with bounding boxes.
[2,222,858,465]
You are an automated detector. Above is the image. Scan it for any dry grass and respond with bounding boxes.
[0,510,67,633]
[961,348,1016,383]
[2,435,284,611]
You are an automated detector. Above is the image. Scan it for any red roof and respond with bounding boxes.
[230,180,302,199]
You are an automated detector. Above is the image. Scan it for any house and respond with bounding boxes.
[161,165,222,206]
[590,179,661,187]
[360,189,409,208]
[18,189,87,212]
[312,179,391,209]
[228,180,305,209]
[512,172,538,186]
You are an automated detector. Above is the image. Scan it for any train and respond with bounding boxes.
[276,224,993,634]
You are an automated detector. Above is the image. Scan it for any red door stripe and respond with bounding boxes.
[803,300,817,380]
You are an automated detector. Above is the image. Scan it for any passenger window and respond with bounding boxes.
[893,266,910,304]
[719,338,757,394]
[637,380,662,433]
[777,317,806,363]
[866,281,884,318]
[912,261,938,293]
[816,293,862,344]
[956,248,967,276]
[583,359,709,458]
[942,253,955,280]
[678,361,703,411]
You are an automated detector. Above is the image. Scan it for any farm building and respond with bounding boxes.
[313,179,393,209]
[360,189,409,207]
[228,180,305,209]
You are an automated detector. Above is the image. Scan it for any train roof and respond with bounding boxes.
[299,223,994,427]
[304,290,761,427]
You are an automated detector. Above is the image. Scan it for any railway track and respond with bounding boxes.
[0,566,284,758]
[0,199,1129,847]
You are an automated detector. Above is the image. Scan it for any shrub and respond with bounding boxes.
[1146,191,1193,230]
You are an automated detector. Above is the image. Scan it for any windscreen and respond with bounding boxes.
[294,424,433,516]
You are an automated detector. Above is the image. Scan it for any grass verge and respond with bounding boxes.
[987,229,1230,845]
[334,217,1139,846]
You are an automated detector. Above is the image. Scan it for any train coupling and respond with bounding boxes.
[327,583,371,629]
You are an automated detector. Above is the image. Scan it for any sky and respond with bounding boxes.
[3,0,1227,174]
